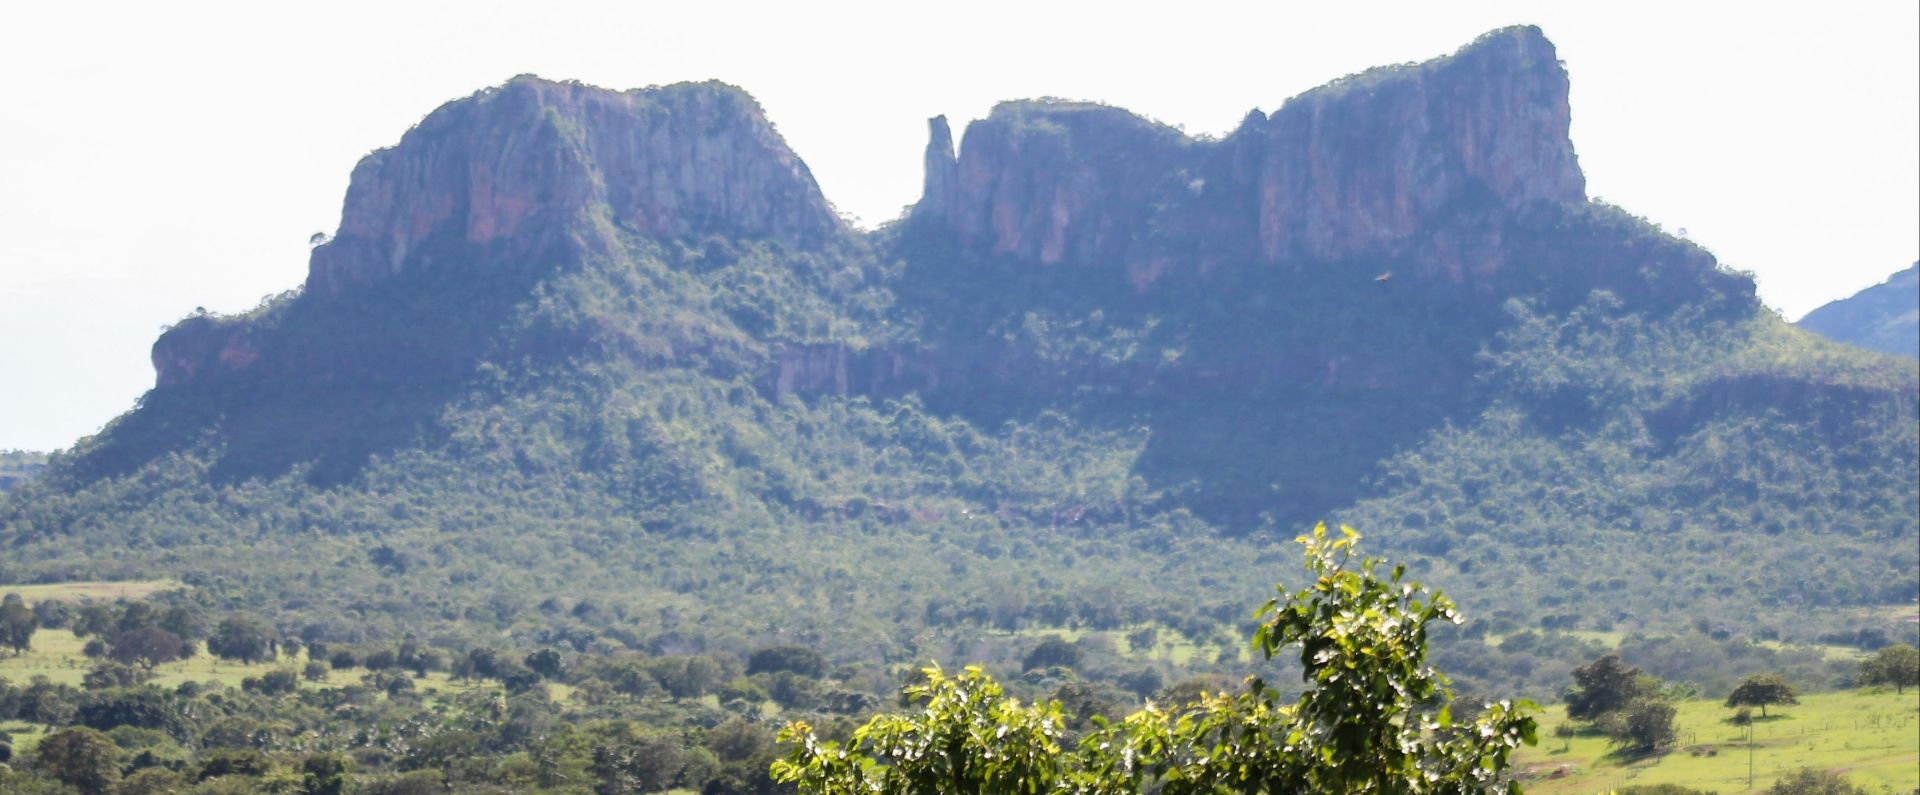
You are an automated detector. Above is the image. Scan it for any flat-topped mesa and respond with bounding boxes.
[912,26,1586,279]
[308,77,842,295]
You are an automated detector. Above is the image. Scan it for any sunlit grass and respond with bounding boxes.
[0,580,184,605]
[1514,688,1919,794]
[0,627,532,756]
[1001,623,1250,666]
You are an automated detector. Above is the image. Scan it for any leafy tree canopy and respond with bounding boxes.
[1565,654,1651,721]
[1857,644,1919,694]
[1724,673,1798,717]
[774,526,1538,794]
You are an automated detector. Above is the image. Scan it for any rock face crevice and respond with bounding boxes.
[911,26,1585,284]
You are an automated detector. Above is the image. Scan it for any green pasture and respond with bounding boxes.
[1003,623,1250,666]
[1514,688,1919,794]
[0,579,183,605]
[0,628,509,754]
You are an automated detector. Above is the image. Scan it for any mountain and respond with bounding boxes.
[1797,263,1920,358]
[1,27,1913,697]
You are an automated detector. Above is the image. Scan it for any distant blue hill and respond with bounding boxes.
[1797,264,1920,358]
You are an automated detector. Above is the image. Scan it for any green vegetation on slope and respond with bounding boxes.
[0,450,47,493]
[0,216,1912,706]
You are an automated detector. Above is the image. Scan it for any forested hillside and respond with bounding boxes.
[0,29,1914,787]
[0,451,46,493]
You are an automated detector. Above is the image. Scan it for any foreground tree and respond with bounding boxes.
[1725,673,1798,718]
[1856,644,1919,694]
[775,525,1537,794]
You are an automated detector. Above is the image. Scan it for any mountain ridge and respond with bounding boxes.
[915,26,1586,282]
[2,26,1913,699]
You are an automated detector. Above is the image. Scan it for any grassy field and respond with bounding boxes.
[1480,629,1868,666]
[1754,640,1869,663]
[1513,688,1919,794]
[1002,623,1249,666]
[0,627,504,754]
[0,579,184,604]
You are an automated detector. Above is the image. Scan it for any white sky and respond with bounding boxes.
[1,1,1915,452]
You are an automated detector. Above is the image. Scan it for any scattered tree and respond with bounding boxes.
[526,647,565,679]
[242,669,300,696]
[1565,653,1649,720]
[1857,643,1919,694]
[31,600,72,630]
[0,595,39,654]
[1607,698,1678,755]
[81,661,148,690]
[1725,673,1798,718]
[300,752,354,795]
[747,645,825,678]
[108,627,186,671]
[207,614,276,665]
[1020,635,1081,672]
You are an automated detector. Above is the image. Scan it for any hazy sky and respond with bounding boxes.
[2,1,1915,452]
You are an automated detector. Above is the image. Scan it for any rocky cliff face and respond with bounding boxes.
[925,102,1193,267]
[150,27,1714,398]
[912,26,1585,284]
[308,77,843,296]
[152,314,265,387]
[155,77,844,389]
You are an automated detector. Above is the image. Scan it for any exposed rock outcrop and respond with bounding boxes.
[308,77,843,295]
[912,26,1586,283]
[927,101,1192,267]
[151,27,1728,398]
[156,77,846,389]
[152,315,265,388]
[1246,25,1582,265]
[919,116,959,220]
[762,342,945,399]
